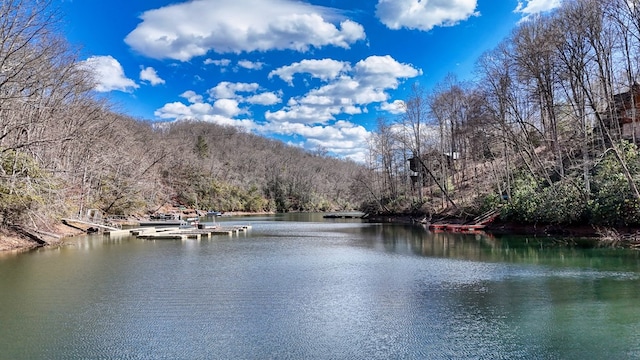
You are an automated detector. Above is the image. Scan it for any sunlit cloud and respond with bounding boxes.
[269,58,351,85]
[246,92,282,106]
[155,55,418,162]
[208,81,260,99]
[376,0,479,31]
[515,0,562,15]
[238,60,265,70]
[139,66,165,86]
[204,58,232,68]
[262,120,370,161]
[125,0,365,61]
[180,90,203,104]
[80,55,138,93]
[380,100,406,114]
[266,55,421,124]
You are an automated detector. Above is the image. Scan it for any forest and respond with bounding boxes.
[0,0,368,237]
[3,0,640,242]
[362,0,640,230]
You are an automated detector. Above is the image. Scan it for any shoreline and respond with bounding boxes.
[4,211,640,252]
[0,224,85,252]
[365,213,640,248]
[0,211,277,253]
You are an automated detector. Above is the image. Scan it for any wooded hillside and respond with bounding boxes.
[0,0,366,234]
[4,0,640,240]
[363,0,640,228]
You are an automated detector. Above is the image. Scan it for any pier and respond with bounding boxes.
[428,223,487,233]
[62,218,119,232]
[104,224,252,240]
[322,212,364,219]
[428,209,500,234]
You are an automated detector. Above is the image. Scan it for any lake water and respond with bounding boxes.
[1,213,639,359]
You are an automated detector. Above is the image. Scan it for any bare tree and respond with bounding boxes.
[401,84,430,199]
[512,15,565,177]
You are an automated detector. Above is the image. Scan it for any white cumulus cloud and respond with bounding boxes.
[208,81,261,99]
[204,58,231,67]
[124,0,366,61]
[155,97,243,119]
[266,55,421,124]
[262,120,370,161]
[380,100,406,114]
[515,0,562,18]
[180,90,203,104]
[155,80,277,129]
[155,102,192,119]
[80,55,138,93]
[139,66,165,86]
[238,60,265,70]
[376,0,479,31]
[153,56,418,162]
[269,58,351,85]
[246,92,282,106]
[212,98,243,117]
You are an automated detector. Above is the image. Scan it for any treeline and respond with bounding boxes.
[0,0,364,232]
[155,121,363,213]
[364,0,640,227]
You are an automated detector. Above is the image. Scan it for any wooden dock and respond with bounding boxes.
[323,212,364,219]
[62,218,119,232]
[429,224,487,233]
[104,225,251,240]
[427,209,499,234]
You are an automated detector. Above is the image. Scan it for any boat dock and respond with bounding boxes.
[105,224,251,240]
[62,218,120,232]
[428,224,487,233]
[428,209,500,234]
[323,212,364,219]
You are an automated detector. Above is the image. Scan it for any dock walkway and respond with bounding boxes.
[62,218,119,232]
[322,212,364,219]
[105,224,251,240]
[428,209,500,234]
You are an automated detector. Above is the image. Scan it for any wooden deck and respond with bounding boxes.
[62,218,119,232]
[428,209,499,234]
[323,212,364,219]
[428,223,487,233]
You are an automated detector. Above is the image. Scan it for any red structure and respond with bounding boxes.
[610,83,640,141]
[428,209,500,234]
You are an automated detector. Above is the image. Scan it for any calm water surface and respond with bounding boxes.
[1,213,639,359]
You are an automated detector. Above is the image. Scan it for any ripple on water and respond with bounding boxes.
[2,220,640,359]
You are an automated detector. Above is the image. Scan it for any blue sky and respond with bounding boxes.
[57,0,561,161]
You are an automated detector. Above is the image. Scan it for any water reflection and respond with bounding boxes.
[1,217,640,359]
[355,224,640,272]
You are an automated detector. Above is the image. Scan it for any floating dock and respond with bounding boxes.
[62,218,119,232]
[323,213,364,219]
[427,209,499,234]
[137,220,187,227]
[428,224,486,233]
[104,224,251,240]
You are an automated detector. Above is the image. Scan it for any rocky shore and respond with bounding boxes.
[0,224,83,252]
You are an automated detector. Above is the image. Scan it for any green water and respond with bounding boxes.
[0,214,639,359]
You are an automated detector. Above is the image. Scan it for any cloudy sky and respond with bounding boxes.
[59,0,562,162]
